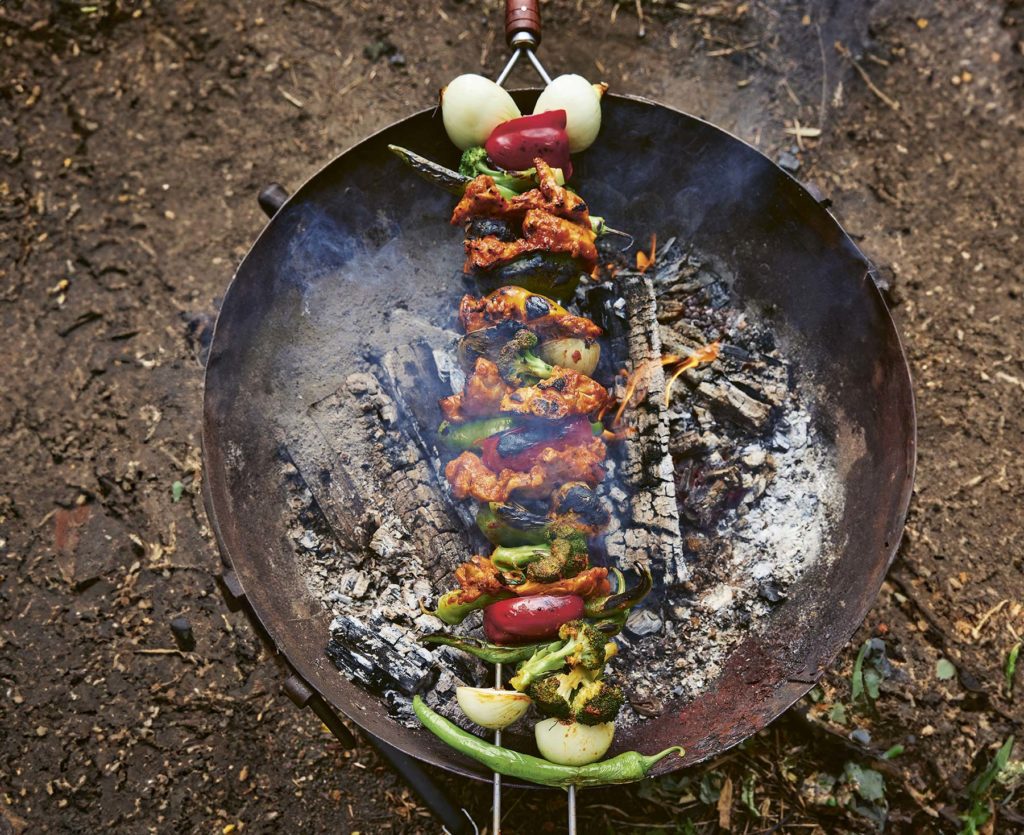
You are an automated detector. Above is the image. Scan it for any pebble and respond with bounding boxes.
[170,616,196,651]
[777,151,801,172]
[625,608,664,637]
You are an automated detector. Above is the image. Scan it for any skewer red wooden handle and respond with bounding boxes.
[505,0,541,47]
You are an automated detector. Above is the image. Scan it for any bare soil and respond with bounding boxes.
[1,0,1022,832]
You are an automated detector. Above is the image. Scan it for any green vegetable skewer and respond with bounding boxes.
[412,696,683,788]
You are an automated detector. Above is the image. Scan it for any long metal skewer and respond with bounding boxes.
[492,662,503,834]
[493,27,579,835]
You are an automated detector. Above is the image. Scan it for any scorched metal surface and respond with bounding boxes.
[201,92,915,783]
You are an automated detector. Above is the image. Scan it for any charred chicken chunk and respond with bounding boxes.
[445,436,607,503]
[439,358,514,423]
[464,208,598,273]
[459,286,602,342]
[499,367,609,421]
[451,159,591,227]
[452,556,611,604]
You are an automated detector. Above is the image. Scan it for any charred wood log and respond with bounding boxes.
[327,613,439,697]
[307,372,473,590]
[602,272,689,587]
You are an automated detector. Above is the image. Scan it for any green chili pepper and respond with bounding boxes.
[420,590,508,625]
[438,417,517,451]
[412,696,683,788]
[476,502,550,546]
[584,563,654,619]
[421,634,559,665]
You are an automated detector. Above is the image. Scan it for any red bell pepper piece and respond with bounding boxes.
[480,417,593,473]
[485,110,573,178]
[483,594,585,644]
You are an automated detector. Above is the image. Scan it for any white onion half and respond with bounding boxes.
[534,718,615,765]
[533,75,607,153]
[539,338,601,376]
[456,686,532,730]
[441,74,521,150]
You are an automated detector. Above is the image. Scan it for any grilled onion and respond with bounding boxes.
[533,75,607,153]
[534,718,615,765]
[456,686,532,729]
[539,337,601,376]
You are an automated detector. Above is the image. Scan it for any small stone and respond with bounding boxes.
[625,608,664,637]
[850,728,872,745]
[170,616,196,651]
[35,726,48,737]
[777,151,800,173]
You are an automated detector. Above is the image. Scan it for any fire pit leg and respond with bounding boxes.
[366,736,473,835]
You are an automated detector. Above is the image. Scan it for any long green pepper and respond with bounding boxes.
[412,696,683,788]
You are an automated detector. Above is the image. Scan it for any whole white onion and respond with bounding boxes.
[441,74,521,150]
[533,75,607,153]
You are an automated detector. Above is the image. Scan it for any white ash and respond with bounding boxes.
[279,237,844,735]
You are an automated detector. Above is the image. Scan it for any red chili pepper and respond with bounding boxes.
[483,594,585,644]
[485,110,573,178]
[480,417,593,472]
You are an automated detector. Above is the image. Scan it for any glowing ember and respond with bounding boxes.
[664,342,720,406]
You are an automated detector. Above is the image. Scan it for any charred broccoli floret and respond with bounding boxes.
[546,525,589,578]
[496,330,555,386]
[527,675,574,720]
[509,620,607,692]
[571,679,625,725]
[490,526,589,583]
[528,668,624,724]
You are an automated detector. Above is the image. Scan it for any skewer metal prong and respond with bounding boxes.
[524,48,552,85]
[492,662,503,834]
[495,50,521,87]
[567,784,577,835]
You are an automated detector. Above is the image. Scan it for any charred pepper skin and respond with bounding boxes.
[412,696,683,788]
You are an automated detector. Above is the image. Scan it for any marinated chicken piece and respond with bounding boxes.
[500,367,609,420]
[451,159,591,227]
[459,286,602,341]
[445,436,607,502]
[465,208,598,272]
[453,556,611,601]
[439,358,514,423]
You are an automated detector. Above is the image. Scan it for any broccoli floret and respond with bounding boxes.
[458,147,561,196]
[496,330,555,386]
[490,527,590,583]
[458,146,492,179]
[546,531,588,579]
[571,679,625,725]
[558,620,606,670]
[509,620,606,692]
[528,669,624,724]
[526,675,574,720]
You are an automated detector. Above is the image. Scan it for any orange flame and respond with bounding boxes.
[636,234,657,274]
[664,342,720,407]
[612,354,680,426]
[608,342,720,427]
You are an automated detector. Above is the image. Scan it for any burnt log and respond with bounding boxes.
[306,372,473,591]
[603,272,689,587]
[327,613,439,697]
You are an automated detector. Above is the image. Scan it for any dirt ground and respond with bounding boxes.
[1,0,1022,832]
